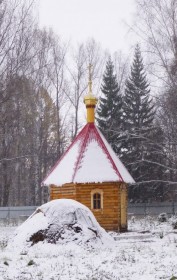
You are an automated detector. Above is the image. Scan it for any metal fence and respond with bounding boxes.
[128,202,177,217]
[0,202,177,222]
[0,206,37,220]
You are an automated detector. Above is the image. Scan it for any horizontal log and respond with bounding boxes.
[51,189,76,193]
[92,209,119,213]
[100,226,119,229]
[52,193,75,196]
[51,183,123,189]
[51,189,75,193]
[76,193,119,198]
[98,223,119,226]
[76,190,119,194]
[94,217,120,220]
[94,216,119,220]
[76,189,119,192]
[77,191,113,194]
[99,222,119,226]
[94,215,120,218]
[51,187,76,191]
[76,197,120,201]
[96,218,119,222]
[51,195,76,199]
[51,193,75,196]
[53,191,76,194]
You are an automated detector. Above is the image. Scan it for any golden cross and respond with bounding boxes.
[88,63,92,81]
[88,63,92,94]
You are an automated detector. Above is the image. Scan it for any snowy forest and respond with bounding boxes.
[0,0,177,206]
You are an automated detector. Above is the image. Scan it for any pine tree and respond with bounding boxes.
[123,44,156,201]
[96,58,123,154]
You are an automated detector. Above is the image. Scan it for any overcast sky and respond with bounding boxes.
[38,0,137,54]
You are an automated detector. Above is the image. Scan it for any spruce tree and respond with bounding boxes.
[123,44,156,201]
[96,58,123,154]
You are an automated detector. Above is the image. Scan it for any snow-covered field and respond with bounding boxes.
[0,216,177,280]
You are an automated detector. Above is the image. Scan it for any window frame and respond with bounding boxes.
[91,189,103,210]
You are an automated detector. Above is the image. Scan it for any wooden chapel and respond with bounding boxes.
[42,66,135,232]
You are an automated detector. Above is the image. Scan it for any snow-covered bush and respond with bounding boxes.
[173,222,177,229]
[158,213,168,222]
[171,218,177,229]
[0,238,8,251]
[170,276,177,280]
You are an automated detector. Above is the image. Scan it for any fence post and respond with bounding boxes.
[172,201,175,216]
[7,207,10,224]
[144,203,147,217]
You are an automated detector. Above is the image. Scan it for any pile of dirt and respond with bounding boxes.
[29,222,98,245]
[11,199,112,248]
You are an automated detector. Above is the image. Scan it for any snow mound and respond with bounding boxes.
[10,199,113,250]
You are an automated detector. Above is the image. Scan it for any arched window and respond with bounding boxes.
[93,193,101,209]
[91,189,103,210]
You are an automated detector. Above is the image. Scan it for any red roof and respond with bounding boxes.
[42,123,135,186]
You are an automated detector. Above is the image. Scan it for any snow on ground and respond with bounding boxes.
[0,216,177,280]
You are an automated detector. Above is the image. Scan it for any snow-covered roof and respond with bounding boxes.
[42,123,135,186]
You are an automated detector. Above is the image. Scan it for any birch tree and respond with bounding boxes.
[65,39,104,139]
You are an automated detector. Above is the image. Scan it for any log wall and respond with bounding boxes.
[50,182,128,232]
[75,183,121,231]
[50,184,76,200]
